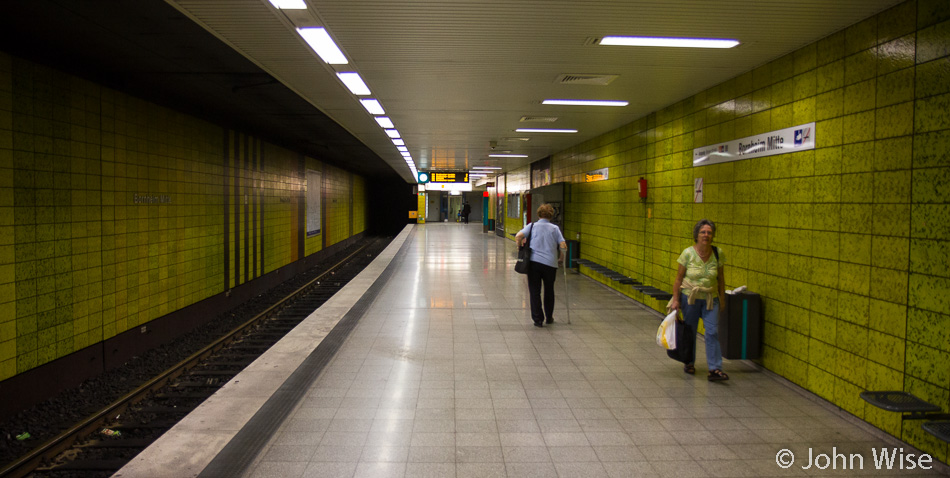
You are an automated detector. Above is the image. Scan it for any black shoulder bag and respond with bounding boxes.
[514,224,533,274]
[667,246,719,362]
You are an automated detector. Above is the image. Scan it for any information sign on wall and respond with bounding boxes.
[306,169,322,237]
[693,122,815,167]
[585,168,608,182]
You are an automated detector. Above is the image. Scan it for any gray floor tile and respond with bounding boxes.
[241,226,950,478]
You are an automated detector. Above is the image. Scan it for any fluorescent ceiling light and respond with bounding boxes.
[336,72,370,95]
[392,138,405,146]
[385,129,401,139]
[515,128,578,133]
[375,116,395,128]
[401,152,412,157]
[473,166,502,170]
[489,154,528,158]
[296,27,348,64]
[397,146,408,152]
[360,99,385,115]
[269,0,307,8]
[600,36,739,49]
[542,99,628,107]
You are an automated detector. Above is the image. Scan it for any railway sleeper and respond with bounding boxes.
[187,370,243,376]
[79,438,155,448]
[113,419,181,430]
[39,459,130,471]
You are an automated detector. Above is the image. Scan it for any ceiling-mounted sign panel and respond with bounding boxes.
[693,122,815,167]
[429,171,469,183]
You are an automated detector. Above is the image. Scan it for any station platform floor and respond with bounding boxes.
[115,224,948,478]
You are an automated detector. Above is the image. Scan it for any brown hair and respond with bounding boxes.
[693,219,716,242]
[537,203,555,219]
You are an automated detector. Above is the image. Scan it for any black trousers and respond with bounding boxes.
[527,262,558,323]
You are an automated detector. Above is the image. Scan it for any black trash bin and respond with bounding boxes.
[719,291,762,360]
[565,240,580,270]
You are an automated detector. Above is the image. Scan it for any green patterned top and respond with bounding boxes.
[676,246,725,292]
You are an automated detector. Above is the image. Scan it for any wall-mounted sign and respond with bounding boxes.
[585,168,608,182]
[485,182,495,187]
[430,171,469,183]
[693,122,815,166]
[133,194,171,204]
[418,172,430,184]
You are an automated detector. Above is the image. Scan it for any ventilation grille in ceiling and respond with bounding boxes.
[555,74,618,86]
[519,116,558,123]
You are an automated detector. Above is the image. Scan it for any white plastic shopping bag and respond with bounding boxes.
[656,310,677,350]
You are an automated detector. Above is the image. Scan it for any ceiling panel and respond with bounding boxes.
[165,0,902,183]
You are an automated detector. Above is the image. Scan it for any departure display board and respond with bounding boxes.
[429,172,469,183]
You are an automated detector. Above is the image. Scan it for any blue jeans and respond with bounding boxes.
[680,292,723,371]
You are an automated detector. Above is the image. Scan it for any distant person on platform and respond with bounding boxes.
[461,202,472,224]
[515,203,566,327]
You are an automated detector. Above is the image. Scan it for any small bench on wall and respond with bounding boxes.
[574,259,673,301]
[860,391,950,443]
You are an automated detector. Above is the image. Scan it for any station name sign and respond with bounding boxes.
[429,172,469,183]
[693,122,815,167]
[133,194,171,204]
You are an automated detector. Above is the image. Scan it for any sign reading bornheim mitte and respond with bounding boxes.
[693,122,815,167]
[133,194,171,204]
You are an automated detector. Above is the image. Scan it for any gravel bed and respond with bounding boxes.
[0,236,390,470]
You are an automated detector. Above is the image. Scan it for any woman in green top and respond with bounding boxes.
[668,219,728,381]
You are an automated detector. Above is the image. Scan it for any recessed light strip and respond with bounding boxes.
[360,99,385,115]
[489,154,528,158]
[542,99,628,107]
[299,23,419,176]
[600,36,739,49]
[268,0,307,9]
[296,27,348,64]
[515,128,578,133]
[336,72,371,95]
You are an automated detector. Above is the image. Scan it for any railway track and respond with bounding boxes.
[1,237,391,478]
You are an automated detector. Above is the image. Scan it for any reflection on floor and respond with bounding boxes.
[158,224,950,478]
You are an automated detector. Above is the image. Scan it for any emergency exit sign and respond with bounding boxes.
[429,172,468,183]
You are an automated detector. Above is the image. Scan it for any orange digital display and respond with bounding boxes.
[429,172,469,183]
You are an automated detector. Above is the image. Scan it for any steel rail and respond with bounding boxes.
[0,241,376,478]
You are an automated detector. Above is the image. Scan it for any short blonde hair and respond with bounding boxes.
[537,203,555,219]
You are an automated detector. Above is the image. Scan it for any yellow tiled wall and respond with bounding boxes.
[261,143,297,274]
[325,164,352,247]
[504,169,529,237]
[0,52,369,382]
[544,0,949,460]
[353,175,366,235]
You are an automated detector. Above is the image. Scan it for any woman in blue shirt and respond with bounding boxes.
[515,204,567,327]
